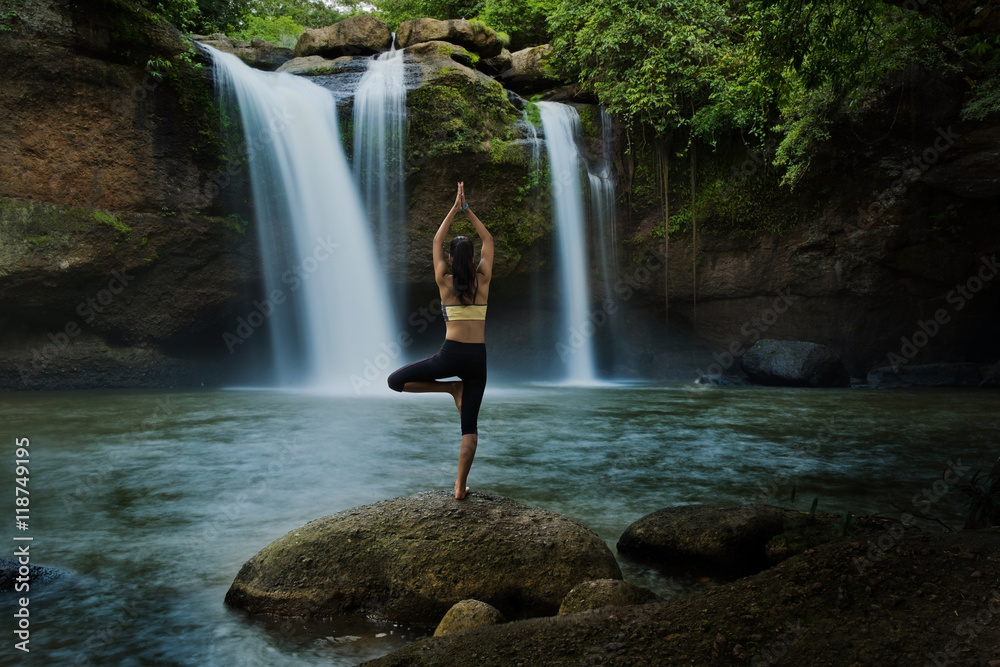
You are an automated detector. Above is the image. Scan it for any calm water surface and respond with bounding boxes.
[0,383,997,665]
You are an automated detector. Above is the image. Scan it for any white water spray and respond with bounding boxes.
[537,101,598,383]
[206,45,396,393]
[352,43,406,268]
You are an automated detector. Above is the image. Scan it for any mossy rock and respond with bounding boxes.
[557,579,659,615]
[225,491,622,623]
[434,599,506,636]
[617,504,807,576]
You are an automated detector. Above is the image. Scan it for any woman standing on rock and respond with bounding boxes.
[388,182,493,500]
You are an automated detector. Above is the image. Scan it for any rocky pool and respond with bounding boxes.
[1,383,996,665]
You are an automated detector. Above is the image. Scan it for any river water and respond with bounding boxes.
[1,384,996,665]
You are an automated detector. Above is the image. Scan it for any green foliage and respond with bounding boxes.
[550,0,737,139]
[476,0,554,50]
[92,211,133,235]
[252,0,356,29]
[231,14,304,48]
[373,0,486,29]
[0,0,24,32]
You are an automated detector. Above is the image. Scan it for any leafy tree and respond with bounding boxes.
[477,0,556,50]
[550,0,736,138]
[372,0,485,29]
[231,14,304,46]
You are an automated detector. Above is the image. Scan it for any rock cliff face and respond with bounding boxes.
[0,0,997,388]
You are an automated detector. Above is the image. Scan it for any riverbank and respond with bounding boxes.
[367,526,1000,665]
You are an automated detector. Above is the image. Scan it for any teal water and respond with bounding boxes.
[0,384,996,665]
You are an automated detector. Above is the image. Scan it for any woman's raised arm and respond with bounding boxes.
[460,187,493,281]
[433,183,464,285]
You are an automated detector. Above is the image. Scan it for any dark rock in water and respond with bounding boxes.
[294,15,393,58]
[557,579,658,615]
[0,558,67,592]
[617,504,806,576]
[740,339,850,387]
[434,599,506,636]
[694,373,750,386]
[867,362,982,388]
[982,362,1000,387]
[225,491,621,623]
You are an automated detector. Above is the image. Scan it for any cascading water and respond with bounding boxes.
[352,43,406,279]
[587,107,621,372]
[205,45,395,393]
[537,101,598,383]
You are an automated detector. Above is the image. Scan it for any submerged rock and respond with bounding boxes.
[396,18,503,57]
[557,579,658,615]
[617,504,805,575]
[981,361,1000,387]
[740,339,850,387]
[867,362,982,388]
[294,15,393,58]
[0,558,67,592]
[434,599,506,636]
[225,491,621,623]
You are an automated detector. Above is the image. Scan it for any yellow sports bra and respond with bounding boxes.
[441,303,488,321]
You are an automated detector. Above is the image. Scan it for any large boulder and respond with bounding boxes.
[867,362,982,388]
[477,47,513,75]
[498,45,561,94]
[193,34,293,71]
[275,54,365,76]
[981,361,1000,387]
[557,579,658,615]
[225,491,622,623]
[294,15,392,58]
[433,599,506,636]
[740,339,850,387]
[617,504,805,575]
[396,18,503,57]
[405,40,477,68]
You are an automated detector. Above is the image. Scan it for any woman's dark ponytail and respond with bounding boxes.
[449,236,477,304]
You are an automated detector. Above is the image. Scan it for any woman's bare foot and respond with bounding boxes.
[455,485,470,500]
[449,381,463,414]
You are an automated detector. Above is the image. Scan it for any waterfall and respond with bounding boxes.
[352,43,406,282]
[587,108,620,373]
[205,45,396,393]
[537,101,598,383]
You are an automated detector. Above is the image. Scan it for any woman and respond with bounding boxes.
[388,182,493,500]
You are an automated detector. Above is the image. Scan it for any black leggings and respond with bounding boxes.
[387,340,487,435]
